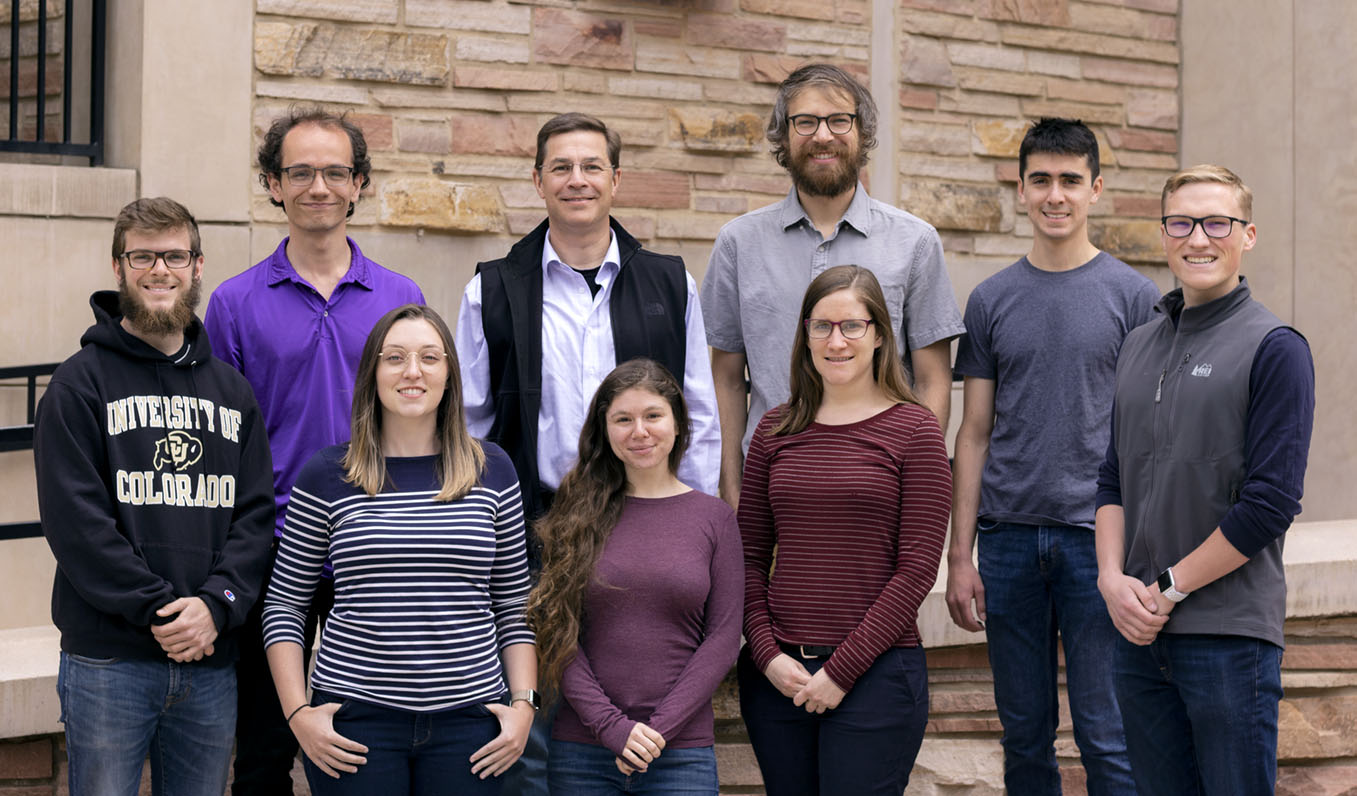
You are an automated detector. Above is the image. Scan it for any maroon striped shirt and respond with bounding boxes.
[738,402,951,690]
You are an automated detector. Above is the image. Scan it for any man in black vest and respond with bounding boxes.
[452,112,721,795]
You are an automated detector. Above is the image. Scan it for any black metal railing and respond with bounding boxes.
[0,362,56,540]
[1,0,105,164]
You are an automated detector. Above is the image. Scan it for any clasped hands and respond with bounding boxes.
[765,654,846,714]
[1098,572,1176,646]
[149,596,218,662]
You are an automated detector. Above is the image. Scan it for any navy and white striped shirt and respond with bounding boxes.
[263,442,534,712]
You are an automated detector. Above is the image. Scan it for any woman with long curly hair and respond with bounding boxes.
[737,265,952,795]
[526,358,742,795]
[262,304,537,795]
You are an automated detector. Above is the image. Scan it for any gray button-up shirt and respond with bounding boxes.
[700,184,964,453]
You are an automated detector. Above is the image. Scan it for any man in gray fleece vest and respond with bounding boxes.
[1094,164,1315,795]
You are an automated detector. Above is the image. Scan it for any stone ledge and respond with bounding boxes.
[922,519,1357,649]
[0,164,137,219]
[0,625,60,739]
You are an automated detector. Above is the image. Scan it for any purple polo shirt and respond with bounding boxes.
[204,237,425,536]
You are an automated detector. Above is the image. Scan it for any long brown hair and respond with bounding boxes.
[525,359,691,696]
[342,304,485,500]
[773,265,918,436]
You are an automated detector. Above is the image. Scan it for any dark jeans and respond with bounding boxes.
[59,653,237,796]
[1114,633,1283,796]
[737,644,928,796]
[977,521,1135,795]
[497,703,551,796]
[305,690,503,796]
[549,739,718,795]
[233,540,334,795]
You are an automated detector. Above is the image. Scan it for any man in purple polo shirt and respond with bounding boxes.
[204,106,424,795]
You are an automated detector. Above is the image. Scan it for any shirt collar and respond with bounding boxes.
[778,181,873,237]
[265,236,371,289]
[541,228,621,276]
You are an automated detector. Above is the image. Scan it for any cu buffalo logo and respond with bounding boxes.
[153,430,203,472]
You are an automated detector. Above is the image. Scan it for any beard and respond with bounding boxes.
[117,267,202,339]
[788,140,861,198]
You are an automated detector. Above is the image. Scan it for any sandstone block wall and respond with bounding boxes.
[249,0,1180,295]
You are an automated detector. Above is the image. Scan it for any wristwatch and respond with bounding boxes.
[510,689,541,711]
[1156,567,1189,603]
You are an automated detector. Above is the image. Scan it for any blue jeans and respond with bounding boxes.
[1114,634,1283,796]
[305,690,503,796]
[738,644,928,796]
[498,698,552,795]
[58,652,237,796]
[977,521,1134,795]
[549,739,717,795]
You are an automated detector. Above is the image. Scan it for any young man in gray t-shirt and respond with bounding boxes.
[946,119,1158,795]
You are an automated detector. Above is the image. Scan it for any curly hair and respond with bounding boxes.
[524,359,691,698]
[257,105,372,218]
[766,63,878,171]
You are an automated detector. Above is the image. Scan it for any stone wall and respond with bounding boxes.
[892,0,1181,299]
[248,0,1181,297]
[249,0,875,264]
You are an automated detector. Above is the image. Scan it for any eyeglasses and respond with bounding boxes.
[379,349,449,370]
[540,160,615,179]
[804,318,873,339]
[1161,215,1249,239]
[118,249,199,270]
[280,165,357,187]
[788,113,857,136]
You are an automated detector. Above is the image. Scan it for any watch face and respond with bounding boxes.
[1157,569,1174,592]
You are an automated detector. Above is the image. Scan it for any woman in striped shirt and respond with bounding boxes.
[737,266,952,795]
[527,359,743,794]
[263,304,537,795]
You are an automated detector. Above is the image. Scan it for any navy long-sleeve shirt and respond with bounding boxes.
[1096,327,1315,558]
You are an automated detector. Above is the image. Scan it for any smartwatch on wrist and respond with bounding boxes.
[510,689,541,711]
[1157,567,1189,603]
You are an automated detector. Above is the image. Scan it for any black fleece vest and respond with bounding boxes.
[476,219,688,528]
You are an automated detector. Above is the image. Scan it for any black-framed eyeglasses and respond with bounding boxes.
[280,164,357,187]
[118,249,199,270]
[379,349,449,371]
[1161,215,1249,239]
[789,113,857,136]
[804,318,873,339]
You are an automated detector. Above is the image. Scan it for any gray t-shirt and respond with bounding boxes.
[953,252,1159,529]
[700,184,965,453]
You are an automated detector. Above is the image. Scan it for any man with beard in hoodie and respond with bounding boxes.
[34,197,276,796]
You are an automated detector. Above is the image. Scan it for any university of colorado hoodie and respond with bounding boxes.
[34,291,275,664]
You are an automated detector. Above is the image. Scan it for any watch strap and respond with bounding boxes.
[510,689,541,711]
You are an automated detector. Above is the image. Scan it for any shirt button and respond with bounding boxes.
[323,311,329,317]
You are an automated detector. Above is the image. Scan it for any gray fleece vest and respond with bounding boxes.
[1112,280,1288,646]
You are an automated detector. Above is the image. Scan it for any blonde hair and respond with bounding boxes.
[1161,164,1253,220]
[343,304,485,501]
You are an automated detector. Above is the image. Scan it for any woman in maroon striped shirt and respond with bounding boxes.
[737,265,952,795]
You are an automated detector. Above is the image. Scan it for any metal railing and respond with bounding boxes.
[0,362,57,540]
[1,0,105,163]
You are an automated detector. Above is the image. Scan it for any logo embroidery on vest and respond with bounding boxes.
[1190,363,1213,378]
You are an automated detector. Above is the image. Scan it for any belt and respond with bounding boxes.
[779,642,837,660]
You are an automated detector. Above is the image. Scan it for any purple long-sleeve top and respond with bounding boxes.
[552,490,743,756]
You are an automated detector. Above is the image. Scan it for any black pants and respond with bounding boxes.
[232,541,334,795]
[738,644,929,796]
